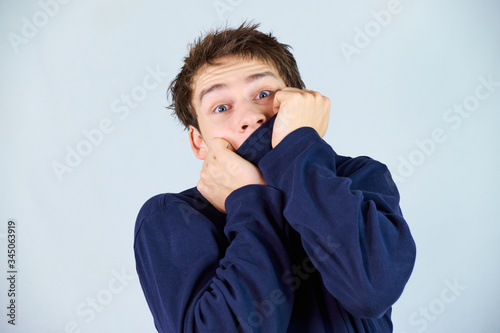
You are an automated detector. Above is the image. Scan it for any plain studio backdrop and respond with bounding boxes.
[1,0,499,332]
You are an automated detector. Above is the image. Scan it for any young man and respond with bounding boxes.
[134,22,416,332]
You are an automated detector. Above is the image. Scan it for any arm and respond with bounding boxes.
[259,127,416,319]
[134,185,294,332]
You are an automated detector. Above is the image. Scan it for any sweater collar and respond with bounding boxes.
[235,114,276,166]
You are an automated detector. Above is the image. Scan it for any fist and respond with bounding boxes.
[197,138,266,213]
[272,88,331,148]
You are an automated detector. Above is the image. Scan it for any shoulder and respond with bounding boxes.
[137,192,187,220]
[134,187,225,240]
[134,188,203,235]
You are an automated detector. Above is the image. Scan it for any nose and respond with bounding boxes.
[238,104,266,133]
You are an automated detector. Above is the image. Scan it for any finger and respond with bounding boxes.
[206,147,218,162]
[273,90,282,113]
[196,178,206,195]
[279,87,301,93]
[209,138,237,162]
[208,137,229,153]
[273,88,307,109]
[273,89,294,108]
[199,168,211,185]
[211,139,249,176]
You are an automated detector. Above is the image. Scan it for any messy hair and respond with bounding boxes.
[167,21,305,130]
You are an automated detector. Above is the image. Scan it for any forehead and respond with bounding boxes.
[192,56,282,97]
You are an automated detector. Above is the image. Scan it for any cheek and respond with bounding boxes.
[257,99,276,116]
[200,121,238,149]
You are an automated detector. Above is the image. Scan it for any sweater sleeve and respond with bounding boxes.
[134,185,294,332]
[258,127,416,319]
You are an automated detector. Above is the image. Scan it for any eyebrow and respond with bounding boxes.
[198,71,279,104]
[245,71,279,83]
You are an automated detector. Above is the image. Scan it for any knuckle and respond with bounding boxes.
[325,96,331,106]
[196,180,204,192]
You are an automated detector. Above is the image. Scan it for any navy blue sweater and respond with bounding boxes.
[134,116,416,332]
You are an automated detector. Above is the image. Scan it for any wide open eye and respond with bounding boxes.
[256,90,271,99]
[214,105,229,113]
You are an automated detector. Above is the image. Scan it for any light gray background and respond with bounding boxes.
[1,0,499,332]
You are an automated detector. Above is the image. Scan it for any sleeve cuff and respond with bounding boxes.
[258,127,331,186]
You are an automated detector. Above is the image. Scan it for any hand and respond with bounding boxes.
[197,138,267,213]
[272,88,331,148]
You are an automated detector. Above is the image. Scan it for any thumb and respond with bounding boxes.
[211,137,234,153]
[273,90,284,114]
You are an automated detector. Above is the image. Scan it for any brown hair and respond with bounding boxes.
[167,21,305,130]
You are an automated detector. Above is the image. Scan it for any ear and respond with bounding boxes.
[188,125,208,160]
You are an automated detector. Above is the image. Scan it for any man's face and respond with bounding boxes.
[189,56,286,159]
